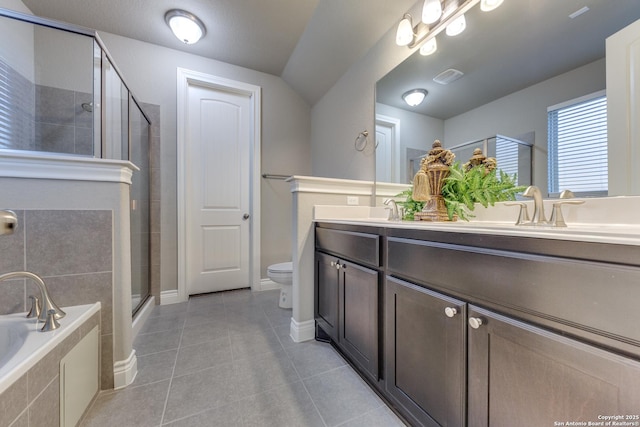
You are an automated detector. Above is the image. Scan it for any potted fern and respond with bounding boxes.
[397,162,525,221]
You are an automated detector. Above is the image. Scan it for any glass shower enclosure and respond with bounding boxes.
[0,8,152,315]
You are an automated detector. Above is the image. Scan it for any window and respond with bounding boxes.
[547,91,607,196]
[495,135,518,179]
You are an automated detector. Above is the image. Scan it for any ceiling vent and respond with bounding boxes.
[433,68,464,85]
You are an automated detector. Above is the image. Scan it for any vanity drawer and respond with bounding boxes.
[316,227,380,267]
[386,236,640,356]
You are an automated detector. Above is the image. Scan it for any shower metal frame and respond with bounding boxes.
[0,7,153,315]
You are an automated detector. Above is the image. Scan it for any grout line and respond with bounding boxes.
[297,367,329,427]
[158,307,186,426]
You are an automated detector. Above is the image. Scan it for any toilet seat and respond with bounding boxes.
[267,262,292,273]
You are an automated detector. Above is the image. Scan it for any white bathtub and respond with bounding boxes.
[0,302,101,395]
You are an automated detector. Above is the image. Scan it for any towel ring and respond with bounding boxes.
[354,130,369,151]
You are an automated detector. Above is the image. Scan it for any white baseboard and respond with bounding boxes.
[160,289,183,305]
[257,278,282,292]
[113,350,137,390]
[132,296,155,340]
[290,318,315,343]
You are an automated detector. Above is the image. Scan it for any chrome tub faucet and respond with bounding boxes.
[0,271,66,324]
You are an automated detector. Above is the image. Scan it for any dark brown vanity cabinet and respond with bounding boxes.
[315,225,381,380]
[315,224,640,426]
[467,305,640,426]
[385,276,466,427]
[315,251,340,342]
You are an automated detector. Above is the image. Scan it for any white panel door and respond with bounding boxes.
[376,123,394,182]
[186,83,251,294]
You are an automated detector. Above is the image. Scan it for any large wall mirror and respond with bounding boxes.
[375,0,640,196]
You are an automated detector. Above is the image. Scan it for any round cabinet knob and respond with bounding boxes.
[468,317,483,329]
[444,307,458,317]
[330,261,336,267]
[243,213,250,220]
[336,263,341,270]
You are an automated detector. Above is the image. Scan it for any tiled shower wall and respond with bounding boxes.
[0,58,93,155]
[143,103,161,303]
[0,210,114,389]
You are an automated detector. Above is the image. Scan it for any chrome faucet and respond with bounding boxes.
[521,185,547,225]
[383,198,401,221]
[548,189,585,227]
[0,271,66,323]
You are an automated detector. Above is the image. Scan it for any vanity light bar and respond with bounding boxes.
[396,0,504,52]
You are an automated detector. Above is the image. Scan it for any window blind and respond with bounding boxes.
[547,93,607,195]
[495,136,518,180]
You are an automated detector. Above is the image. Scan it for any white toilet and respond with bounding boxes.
[267,261,293,309]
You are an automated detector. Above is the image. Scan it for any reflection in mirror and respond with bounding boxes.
[407,134,533,187]
[0,14,95,156]
[375,0,640,197]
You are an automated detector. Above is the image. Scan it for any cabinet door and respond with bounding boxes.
[468,305,640,426]
[315,251,339,341]
[339,260,379,380]
[385,277,466,427]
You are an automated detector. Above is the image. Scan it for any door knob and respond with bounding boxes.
[444,307,458,317]
[468,317,483,329]
[243,213,250,220]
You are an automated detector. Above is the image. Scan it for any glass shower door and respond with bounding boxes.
[129,97,151,314]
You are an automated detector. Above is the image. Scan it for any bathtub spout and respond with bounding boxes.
[0,271,66,322]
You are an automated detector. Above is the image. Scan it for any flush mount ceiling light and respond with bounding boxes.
[165,9,206,45]
[402,89,428,107]
[395,0,504,53]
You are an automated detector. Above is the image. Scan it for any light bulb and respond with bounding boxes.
[480,0,504,12]
[422,0,443,24]
[419,38,437,56]
[396,15,414,46]
[446,14,466,36]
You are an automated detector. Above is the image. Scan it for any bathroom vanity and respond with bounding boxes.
[314,219,640,427]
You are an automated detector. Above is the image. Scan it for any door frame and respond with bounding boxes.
[176,68,261,302]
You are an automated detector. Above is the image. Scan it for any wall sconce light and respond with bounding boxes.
[165,9,206,45]
[402,89,428,106]
[396,0,504,52]
[480,0,504,12]
[445,14,467,36]
[419,38,438,56]
[396,14,415,46]
[422,0,443,24]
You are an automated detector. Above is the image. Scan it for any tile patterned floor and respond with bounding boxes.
[80,289,406,427]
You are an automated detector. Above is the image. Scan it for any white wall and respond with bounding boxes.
[96,32,312,291]
[375,102,444,181]
[443,59,605,196]
[34,25,93,92]
[310,3,419,181]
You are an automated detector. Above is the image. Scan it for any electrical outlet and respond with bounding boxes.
[347,196,359,205]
